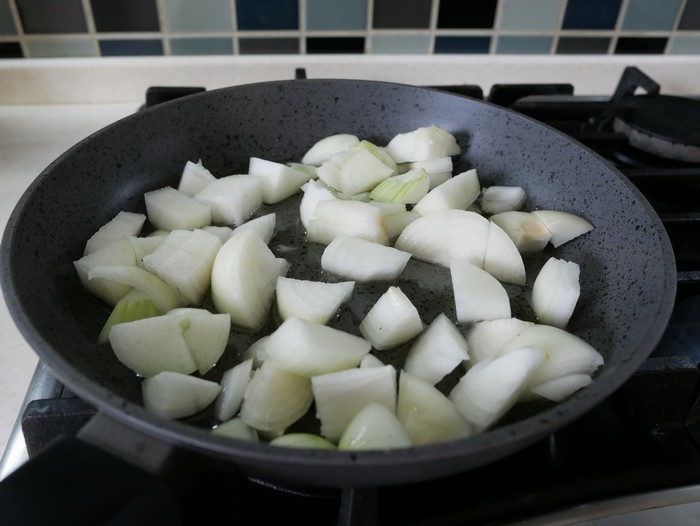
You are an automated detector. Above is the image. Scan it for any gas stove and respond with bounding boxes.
[1,66,699,525]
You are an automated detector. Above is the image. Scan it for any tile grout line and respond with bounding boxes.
[610,0,631,54]
[79,0,100,57]
[365,0,374,54]
[154,0,170,55]
[489,0,504,54]
[231,0,239,55]
[668,0,690,54]
[6,0,27,58]
[429,0,439,53]
[298,0,306,54]
[550,0,569,55]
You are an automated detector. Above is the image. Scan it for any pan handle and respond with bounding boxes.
[0,412,191,524]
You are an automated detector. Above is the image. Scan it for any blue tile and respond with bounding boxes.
[434,36,490,54]
[161,0,232,33]
[622,0,681,30]
[99,39,163,56]
[499,0,564,30]
[169,37,232,55]
[307,0,365,30]
[0,0,17,35]
[496,36,552,54]
[370,34,430,54]
[236,0,298,30]
[562,0,622,29]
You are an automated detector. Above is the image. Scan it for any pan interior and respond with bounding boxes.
[1,79,675,485]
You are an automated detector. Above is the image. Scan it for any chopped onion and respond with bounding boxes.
[269,433,336,450]
[248,157,313,204]
[215,358,254,422]
[480,186,527,215]
[74,238,137,306]
[403,313,469,385]
[531,257,580,329]
[368,168,430,204]
[321,236,411,282]
[359,286,423,350]
[531,210,594,247]
[275,276,354,324]
[97,289,160,344]
[530,373,593,402]
[178,160,216,196]
[167,308,231,375]
[194,174,263,226]
[301,133,359,166]
[360,354,385,368]
[413,169,480,216]
[306,199,388,246]
[265,317,371,377]
[230,212,276,245]
[144,186,212,231]
[338,402,411,450]
[384,125,460,163]
[299,179,337,230]
[240,361,313,433]
[312,365,397,442]
[466,318,534,364]
[489,211,552,254]
[84,211,146,255]
[397,371,472,445]
[450,260,511,323]
[143,371,221,420]
[200,225,233,244]
[212,418,259,442]
[483,220,527,286]
[336,148,395,196]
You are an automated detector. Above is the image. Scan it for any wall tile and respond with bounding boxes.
[499,0,564,31]
[556,37,611,54]
[434,36,490,53]
[26,38,96,57]
[668,34,700,53]
[438,0,497,28]
[562,0,622,29]
[0,41,22,57]
[239,38,299,54]
[236,0,298,30]
[614,37,667,54]
[161,0,232,33]
[370,34,430,54]
[622,0,682,30]
[307,0,366,30]
[17,0,87,34]
[373,0,431,29]
[169,37,232,55]
[307,37,364,53]
[99,39,163,56]
[496,36,552,54]
[679,0,700,30]
[91,0,159,32]
[0,0,16,36]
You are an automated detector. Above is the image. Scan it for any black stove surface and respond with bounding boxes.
[13,67,700,525]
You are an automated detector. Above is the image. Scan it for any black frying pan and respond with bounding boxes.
[1,79,675,492]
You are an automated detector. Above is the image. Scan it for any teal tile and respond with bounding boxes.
[370,34,430,54]
[0,0,16,35]
[496,35,552,54]
[169,37,232,55]
[499,0,564,30]
[306,0,366,30]
[668,35,700,54]
[25,38,96,57]
[161,0,232,32]
[621,0,681,30]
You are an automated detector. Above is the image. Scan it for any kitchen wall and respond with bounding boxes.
[1,0,699,58]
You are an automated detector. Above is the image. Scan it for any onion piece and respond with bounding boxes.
[230,212,276,245]
[215,359,254,422]
[336,148,395,196]
[312,365,397,442]
[483,220,527,286]
[321,236,411,282]
[142,229,222,306]
[412,169,480,216]
[449,347,544,432]
[269,433,336,450]
[194,174,263,226]
[74,238,137,306]
[97,289,160,344]
[248,157,313,204]
[240,361,313,433]
[480,186,527,215]
[384,125,460,163]
[178,159,216,196]
[397,371,472,445]
[301,133,359,166]
[128,235,167,268]
[406,157,453,189]
[531,210,594,247]
[403,313,470,385]
[142,371,221,420]
[167,308,231,375]
[395,209,490,268]
[384,210,420,240]
[529,373,593,402]
[265,317,371,377]
[531,257,580,329]
[359,286,423,351]
[466,318,534,364]
[489,211,552,254]
[306,199,388,246]
[299,179,337,230]
[338,402,411,450]
[212,418,259,442]
[360,354,385,368]
[211,229,288,332]
[200,225,233,244]
[368,169,430,204]
[145,186,212,231]
[275,277,354,324]
[450,260,511,323]
[84,211,146,255]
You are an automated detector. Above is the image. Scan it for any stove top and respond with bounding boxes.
[2,66,699,525]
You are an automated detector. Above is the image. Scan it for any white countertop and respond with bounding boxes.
[1,53,699,459]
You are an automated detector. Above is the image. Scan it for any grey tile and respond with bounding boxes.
[307,0,366,30]
[0,0,17,36]
[26,38,96,57]
[370,34,430,54]
[169,37,233,55]
[668,34,700,54]
[499,0,564,30]
[373,0,431,29]
[17,0,87,34]
[161,0,232,33]
[621,0,681,30]
[496,36,553,54]
[679,0,700,29]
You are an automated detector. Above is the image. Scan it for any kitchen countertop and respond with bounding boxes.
[2,53,699,470]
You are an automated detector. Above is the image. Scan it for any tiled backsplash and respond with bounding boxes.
[1,0,700,58]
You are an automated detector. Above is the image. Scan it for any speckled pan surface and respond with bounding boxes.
[1,79,676,487]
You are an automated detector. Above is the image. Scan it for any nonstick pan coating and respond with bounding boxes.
[1,79,676,487]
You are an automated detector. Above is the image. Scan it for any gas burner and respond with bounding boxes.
[613,95,700,163]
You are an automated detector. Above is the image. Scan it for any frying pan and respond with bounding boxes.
[0,79,675,493]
